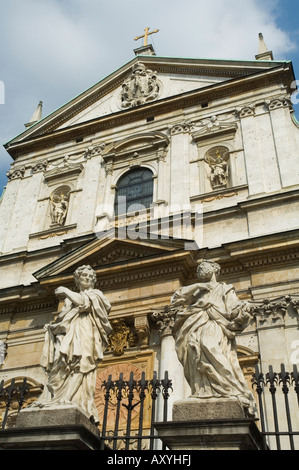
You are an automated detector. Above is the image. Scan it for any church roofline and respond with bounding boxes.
[4,55,295,155]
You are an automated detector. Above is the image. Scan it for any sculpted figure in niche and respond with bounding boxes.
[205,147,229,189]
[35,265,112,424]
[171,260,257,417]
[50,191,69,226]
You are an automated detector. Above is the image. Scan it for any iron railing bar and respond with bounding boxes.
[252,365,268,450]
[267,366,281,451]
[113,373,124,451]
[1,378,16,430]
[137,372,147,451]
[261,431,299,436]
[279,364,295,450]
[161,370,173,451]
[149,371,159,451]
[291,365,299,407]
[124,372,135,450]
[100,374,113,451]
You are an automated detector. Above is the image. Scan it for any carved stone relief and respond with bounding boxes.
[151,306,176,338]
[32,160,48,174]
[170,120,194,135]
[120,63,161,109]
[236,106,256,118]
[251,295,299,328]
[44,155,84,183]
[265,96,292,111]
[6,166,25,181]
[191,114,238,141]
[107,318,139,356]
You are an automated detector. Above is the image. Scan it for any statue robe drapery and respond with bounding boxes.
[172,282,257,417]
[39,289,112,423]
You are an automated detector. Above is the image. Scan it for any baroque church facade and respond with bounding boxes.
[0,36,299,445]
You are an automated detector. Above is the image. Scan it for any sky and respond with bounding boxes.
[1,0,299,193]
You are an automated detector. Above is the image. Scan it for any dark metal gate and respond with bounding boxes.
[252,364,299,450]
[0,378,29,430]
[99,370,172,450]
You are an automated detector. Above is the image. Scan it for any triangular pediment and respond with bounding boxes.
[6,55,289,151]
[33,231,196,282]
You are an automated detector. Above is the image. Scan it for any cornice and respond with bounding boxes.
[6,65,293,160]
[37,250,197,291]
[199,228,299,279]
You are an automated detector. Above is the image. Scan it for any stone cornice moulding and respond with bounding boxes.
[7,57,287,148]
[36,251,197,292]
[5,64,293,159]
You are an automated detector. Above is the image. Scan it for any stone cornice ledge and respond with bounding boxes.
[239,187,299,210]
[6,64,292,159]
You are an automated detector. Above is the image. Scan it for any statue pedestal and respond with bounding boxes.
[154,398,265,451]
[0,404,103,450]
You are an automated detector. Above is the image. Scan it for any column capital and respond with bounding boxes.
[151,305,177,338]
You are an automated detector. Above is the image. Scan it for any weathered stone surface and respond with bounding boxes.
[172,397,247,422]
[1,405,102,450]
[14,404,100,436]
[154,418,265,451]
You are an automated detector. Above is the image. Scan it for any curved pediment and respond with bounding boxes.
[102,132,170,159]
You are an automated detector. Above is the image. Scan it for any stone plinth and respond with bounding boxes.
[154,398,265,451]
[0,405,103,450]
[173,397,247,421]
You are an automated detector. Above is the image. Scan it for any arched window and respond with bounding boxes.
[114,168,154,215]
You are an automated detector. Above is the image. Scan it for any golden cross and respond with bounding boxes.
[134,27,159,46]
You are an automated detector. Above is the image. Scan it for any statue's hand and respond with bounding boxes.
[43,323,51,332]
[55,286,68,298]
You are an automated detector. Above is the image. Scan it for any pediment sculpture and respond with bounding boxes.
[171,260,258,418]
[120,62,161,109]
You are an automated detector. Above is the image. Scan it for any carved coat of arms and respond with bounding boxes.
[121,62,161,108]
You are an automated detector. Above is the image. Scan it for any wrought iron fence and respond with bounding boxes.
[99,370,172,450]
[0,378,30,430]
[1,365,299,451]
[252,364,299,450]
[0,371,173,450]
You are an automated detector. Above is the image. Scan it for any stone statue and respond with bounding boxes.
[205,148,229,189]
[35,265,112,424]
[171,260,257,417]
[50,193,69,225]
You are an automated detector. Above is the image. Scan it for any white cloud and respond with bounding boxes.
[0,0,297,191]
